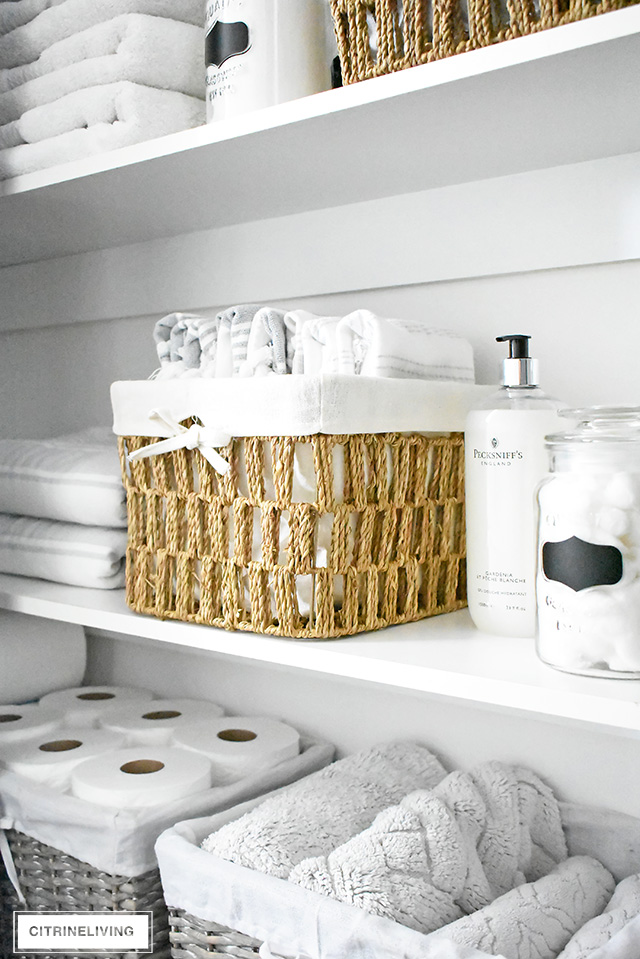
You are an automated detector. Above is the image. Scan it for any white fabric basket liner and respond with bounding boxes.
[156,792,640,959]
[0,737,333,877]
[110,376,492,438]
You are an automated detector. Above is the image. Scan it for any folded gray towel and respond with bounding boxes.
[427,856,615,959]
[557,873,640,959]
[289,762,567,934]
[202,741,448,879]
[468,760,568,896]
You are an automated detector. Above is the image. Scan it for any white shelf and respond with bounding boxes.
[1,573,639,735]
[2,7,640,266]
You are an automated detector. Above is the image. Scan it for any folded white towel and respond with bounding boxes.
[202,741,448,879]
[427,857,615,959]
[0,432,126,527]
[240,307,289,377]
[214,304,261,378]
[337,309,476,381]
[301,314,341,374]
[0,513,127,588]
[284,309,316,374]
[289,762,567,934]
[0,15,204,131]
[0,0,66,35]
[0,81,204,179]
[0,0,204,68]
[557,873,640,959]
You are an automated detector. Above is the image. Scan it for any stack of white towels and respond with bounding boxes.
[203,741,640,959]
[0,0,206,179]
[0,427,127,589]
[152,305,476,382]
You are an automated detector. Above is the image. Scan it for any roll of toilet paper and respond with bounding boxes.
[173,716,301,785]
[39,686,154,727]
[70,746,212,808]
[0,611,86,704]
[98,698,225,745]
[0,703,63,744]
[0,728,126,789]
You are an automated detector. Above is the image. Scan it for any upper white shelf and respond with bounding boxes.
[1,573,639,736]
[1,7,640,267]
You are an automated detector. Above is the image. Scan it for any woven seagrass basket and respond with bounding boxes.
[329,0,637,83]
[119,430,466,639]
[0,830,170,959]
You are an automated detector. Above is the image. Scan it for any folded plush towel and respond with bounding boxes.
[0,432,126,527]
[557,873,640,959]
[0,15,204,131]
[337,309,475,381]
[427,856,615,959]
[289,762,567,934]
[0,0,204,68]
[468,760,568,896]
[215,304,261,378]
[202,741,448,878]
[0,513,127,588]
[0,81,204,179]
[240,307,289,377]
[0,0,66,34]
[290,789,470,934]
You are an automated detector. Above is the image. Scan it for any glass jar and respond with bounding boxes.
[536,407,640,678]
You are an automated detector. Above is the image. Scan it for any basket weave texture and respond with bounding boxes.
[119,430,466,639]
[329,0,638,83]
[169,909,263,959]
[0,830,170,959]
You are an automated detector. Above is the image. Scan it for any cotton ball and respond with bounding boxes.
[596,507,629,538]
[604,473,637,510]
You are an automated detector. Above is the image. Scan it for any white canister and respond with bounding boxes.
[536,407,640,678]
[205,0,331,123]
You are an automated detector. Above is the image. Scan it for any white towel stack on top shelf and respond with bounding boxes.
[0,427,128,589]
[0,0,206,179]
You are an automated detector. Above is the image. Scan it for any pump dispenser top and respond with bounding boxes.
[496,334,540,388]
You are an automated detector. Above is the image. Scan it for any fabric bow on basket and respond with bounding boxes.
[126,410,231,475]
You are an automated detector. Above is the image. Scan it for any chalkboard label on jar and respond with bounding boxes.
[542,536,623,592]
[205,19,250,68]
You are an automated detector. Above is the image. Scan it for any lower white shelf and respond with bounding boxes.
[1,573,639,735]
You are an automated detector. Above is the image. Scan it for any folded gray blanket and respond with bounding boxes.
[427,856,615,959]
[289,762,568,934]
[202,741,448,879]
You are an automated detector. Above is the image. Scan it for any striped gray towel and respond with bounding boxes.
[215,304,261,377]
[336,309,475,382]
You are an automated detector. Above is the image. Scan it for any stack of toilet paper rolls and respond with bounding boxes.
[0,687,301,808]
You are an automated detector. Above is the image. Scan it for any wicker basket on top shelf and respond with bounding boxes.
[329,0,637,84]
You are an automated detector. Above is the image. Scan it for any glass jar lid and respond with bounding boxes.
[546,406,640,448]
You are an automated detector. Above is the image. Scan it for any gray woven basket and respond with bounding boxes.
[0,829,170,959]
[169,908,264,959]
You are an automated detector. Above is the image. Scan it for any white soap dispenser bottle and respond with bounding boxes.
[464,334,564,638]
